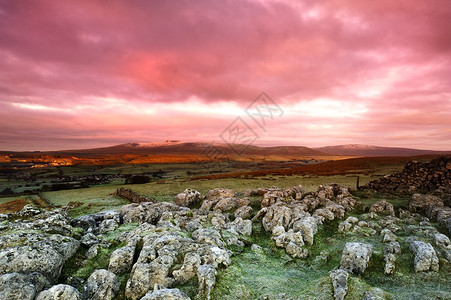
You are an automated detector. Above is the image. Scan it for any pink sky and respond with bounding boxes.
[1,0,450,151]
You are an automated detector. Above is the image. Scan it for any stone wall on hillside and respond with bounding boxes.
[364,156,451,195]
[113,188,155,203]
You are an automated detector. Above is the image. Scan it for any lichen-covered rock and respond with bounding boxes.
[338,221,352,233]
[0,272,48,300]
[434,233,451,250]
[345,216,359,224]
[120,202,181,224]
[313,208,335,221]
[197,264,217,300]
[261,204,293,231]
[293,217,318,245]
[36,284,82,300]
[340,242,373,275]
[192,228,224,248]
[227,217,252,236]
[329,269,348,300]
[82,269,120,300]
[174,188,201,207]
[384,242,401,255]
[384,252,396,275]
[0,235,79,282]
[200,188,236,211]
[125,255,175,300]
[381,229,397,243]
[85,244,100,259]
[173,252,201,284]
[108,246,135,274]
[80,233,99,247]
[98,219,119,233]
[370,200,395,216]
[410,241,439,272]
[234,205,253,219]
[409,194,443,212]
[71,215,97,233]
[140,285,190,300]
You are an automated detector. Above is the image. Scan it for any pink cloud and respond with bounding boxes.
[0,0,450,150]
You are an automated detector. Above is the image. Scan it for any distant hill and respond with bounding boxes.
[314,144,450,156]
[56,142,328,157]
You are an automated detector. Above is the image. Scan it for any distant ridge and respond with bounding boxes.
[2,142,449,157]
[314,144,451,156]
[56,142,329,156]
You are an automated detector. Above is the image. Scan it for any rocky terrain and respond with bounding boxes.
[1,165,451,299]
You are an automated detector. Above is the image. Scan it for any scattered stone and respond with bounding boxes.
[384,252,396,275]
[409,241,439,272]
[197,264,217,300]
[434,233,451,250]
[329,269,348,300]
[369,200,395,216]
[345,216,359,224]
[340,242,373,275]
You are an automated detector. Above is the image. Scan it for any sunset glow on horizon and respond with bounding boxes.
[1,0,451,151]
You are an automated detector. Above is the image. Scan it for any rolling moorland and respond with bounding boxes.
[0,143,450,300]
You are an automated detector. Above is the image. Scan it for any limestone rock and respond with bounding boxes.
[0,272,48,300]
[173,252,201,284]
[228,217,252,236]
[434,233,451,250]
[98,219,119,233]
[384,253,396,275]
[125,255,175,300]
[197,264,217,300]
[80,233,99,247]
[234,205,253,219]
[108,246,135,274]
[82,269,120,300]
[329,269,348,300]
[370,200,395,216]
[293,217,318,245]
[410,241,439,272]
[141,285,190,300]
[85,244,100,259]
[174,188,201,207]
[340,242,373,275]
[36,284,82,300]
